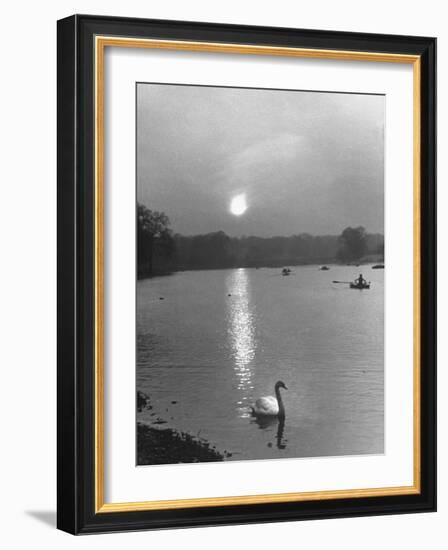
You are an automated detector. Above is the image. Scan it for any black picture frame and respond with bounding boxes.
[57,14,436,534]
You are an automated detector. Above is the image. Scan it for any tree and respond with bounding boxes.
[137,203,174,277]
[337,226,367,262]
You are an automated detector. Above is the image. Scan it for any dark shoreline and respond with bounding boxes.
[137,422,225,465]
[137,391,227,465]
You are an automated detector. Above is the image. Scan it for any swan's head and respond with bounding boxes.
[275,380,288,391]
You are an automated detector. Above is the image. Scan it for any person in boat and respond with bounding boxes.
[355,273,367,287]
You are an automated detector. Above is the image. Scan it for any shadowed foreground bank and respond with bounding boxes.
[137,423,226,465]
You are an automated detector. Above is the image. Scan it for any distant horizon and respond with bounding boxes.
[169,228,385,239]
[137,201,383,240]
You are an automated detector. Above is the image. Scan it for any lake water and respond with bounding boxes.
[137,265,384,462]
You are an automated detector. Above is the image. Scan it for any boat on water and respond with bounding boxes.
[319,265,330,271]
[282,267,291,276]
[350,281,370,289]
[350,274,370,289]
[372,264,385,269]
[333,273,371,289]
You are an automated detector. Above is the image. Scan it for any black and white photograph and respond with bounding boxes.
[136,83,385,465]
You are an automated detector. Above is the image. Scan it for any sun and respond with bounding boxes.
[230,194,248,216]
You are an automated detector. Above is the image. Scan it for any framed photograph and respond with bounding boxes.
[57,15,436,534]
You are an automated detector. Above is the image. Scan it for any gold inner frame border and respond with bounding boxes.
[94,35,421,514]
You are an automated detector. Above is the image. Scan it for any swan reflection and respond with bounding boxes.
[253,416,287,450]
[227,269,256,417]
[276,419,286,449]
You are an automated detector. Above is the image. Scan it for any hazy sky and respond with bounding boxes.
[137,84,384,237]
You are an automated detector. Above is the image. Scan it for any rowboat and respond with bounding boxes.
[349,281,370,289]
[333,274,371,289]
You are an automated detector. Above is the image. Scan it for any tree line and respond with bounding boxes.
[137,203,384,278]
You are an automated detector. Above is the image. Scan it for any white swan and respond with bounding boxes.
[251,381,288,419]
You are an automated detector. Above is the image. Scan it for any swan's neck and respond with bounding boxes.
[275,387,285,418]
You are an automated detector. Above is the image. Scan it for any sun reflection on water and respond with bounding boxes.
[227,268,256,417]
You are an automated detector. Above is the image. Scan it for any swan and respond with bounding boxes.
[251,381,288,419]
